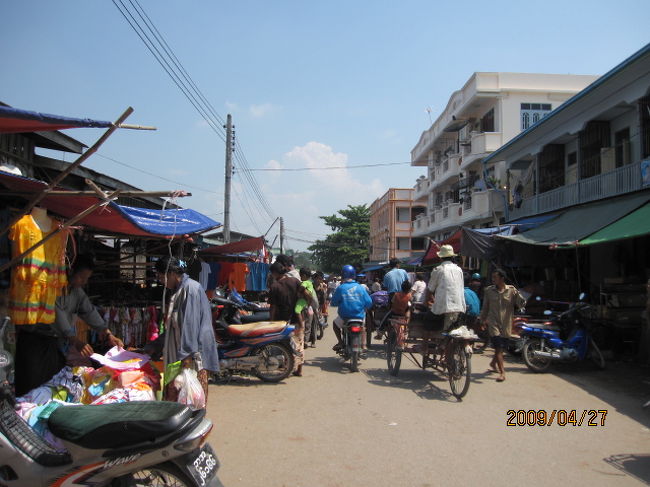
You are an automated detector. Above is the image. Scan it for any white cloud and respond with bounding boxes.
[266,159,283,170]
[225,101,239,112]
[249,103,276,118]
[258,141,385,249]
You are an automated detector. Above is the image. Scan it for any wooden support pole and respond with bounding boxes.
[0,107,134,239]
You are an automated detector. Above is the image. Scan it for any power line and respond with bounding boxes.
[112,0,275,229]
[96,153,224,195]
[246,161,413,172]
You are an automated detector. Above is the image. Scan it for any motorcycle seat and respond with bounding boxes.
[240,311,271,323]
[48,401,195,450]
[227,321,287,337]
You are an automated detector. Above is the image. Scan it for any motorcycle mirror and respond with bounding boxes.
[544,310,552,316]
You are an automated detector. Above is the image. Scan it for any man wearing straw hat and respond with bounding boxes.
[424,244,465,330]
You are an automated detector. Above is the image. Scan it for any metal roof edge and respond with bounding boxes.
[483,42,650,165]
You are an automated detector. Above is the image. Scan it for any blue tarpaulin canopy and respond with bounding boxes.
[0,106,112,133]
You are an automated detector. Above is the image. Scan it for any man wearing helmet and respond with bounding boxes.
[330,265,373,351]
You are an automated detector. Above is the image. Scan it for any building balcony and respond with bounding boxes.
[508,160,645,222]
[460,132,503,170]
[411,189,502,237]
[413,177,430,201]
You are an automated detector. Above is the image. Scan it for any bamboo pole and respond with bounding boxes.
[0,189,122,274]
[0,107,134,239]
[1,191,193,198]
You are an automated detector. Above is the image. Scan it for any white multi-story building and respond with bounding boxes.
[410,72,598,241]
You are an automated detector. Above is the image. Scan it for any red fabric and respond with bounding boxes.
[422,228,462,265]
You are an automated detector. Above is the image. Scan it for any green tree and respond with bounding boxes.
[308,204,369,273]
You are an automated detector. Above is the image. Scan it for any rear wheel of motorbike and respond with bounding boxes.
[254,343,295,382]
[124,462,194,487]
[386,328,402,376]
[350,350,359,372]
[447,342,471,400]
[522,338,551,373]
[588,339,606,370]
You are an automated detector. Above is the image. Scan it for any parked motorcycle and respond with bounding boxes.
[0,317,224,487]
[335,318,364,372]
[213,289,270,325]
[212,302,295,382]
[520,294,606,373]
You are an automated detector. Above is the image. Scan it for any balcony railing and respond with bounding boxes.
[509,160,644,221]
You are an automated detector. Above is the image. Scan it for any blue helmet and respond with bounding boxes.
[341,265,356,280]
[471,273,481,280]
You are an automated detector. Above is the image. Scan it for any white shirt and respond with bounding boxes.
[427,261,466,314]
[411,280,427,303]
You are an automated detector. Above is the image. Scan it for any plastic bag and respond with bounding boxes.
[173,368,206,410]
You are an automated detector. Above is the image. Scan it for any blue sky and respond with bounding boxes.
[2,1,649,250]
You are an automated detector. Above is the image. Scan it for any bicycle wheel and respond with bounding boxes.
[386,328,402,376]
[447,341,471,399]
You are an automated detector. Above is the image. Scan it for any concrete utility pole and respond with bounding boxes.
[279,217,284,254]
[223,114,233,244]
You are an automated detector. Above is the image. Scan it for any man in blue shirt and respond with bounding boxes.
[382,258,409,295]
[331,265,372,351]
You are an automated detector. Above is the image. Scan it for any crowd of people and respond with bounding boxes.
[265,248,526,383]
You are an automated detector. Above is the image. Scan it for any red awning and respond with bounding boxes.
[0,171,219,237]
[200,237,265,256]
[422,228,462,264]
[0,106,112,133]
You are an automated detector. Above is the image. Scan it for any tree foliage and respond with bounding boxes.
[308,204,370,273]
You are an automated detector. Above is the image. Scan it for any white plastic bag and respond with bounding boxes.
[173,368,206,409]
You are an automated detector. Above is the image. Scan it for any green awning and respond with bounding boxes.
[499,190,650,246]
[580,202,650,245]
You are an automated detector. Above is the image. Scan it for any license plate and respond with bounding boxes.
[187,443,218,486]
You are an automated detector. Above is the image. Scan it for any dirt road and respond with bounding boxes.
[207,316,650,487]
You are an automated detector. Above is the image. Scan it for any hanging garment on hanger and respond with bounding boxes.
[246,262,270,292]
[8,214,68,325]
[207,262,221,290]
[199,260,211,290]
[229,262,249,292]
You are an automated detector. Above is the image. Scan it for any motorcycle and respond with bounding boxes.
[0,317,224,487]
[212,301,296,382]
[335,318,364,372]
[520,294,606,373]
[213,289,270,325]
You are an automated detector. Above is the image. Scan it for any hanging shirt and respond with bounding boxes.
[198,261,211,290]
[9,215,67,325]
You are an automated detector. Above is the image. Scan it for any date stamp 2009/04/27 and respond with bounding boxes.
[506,409,608,427]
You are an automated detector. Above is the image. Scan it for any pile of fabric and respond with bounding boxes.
[15,347,160,449]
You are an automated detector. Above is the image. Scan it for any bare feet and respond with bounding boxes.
[496,375,505,382]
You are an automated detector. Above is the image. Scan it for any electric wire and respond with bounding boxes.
[247,161,413,172]
[112,0,275,229]
[96,153,224,196]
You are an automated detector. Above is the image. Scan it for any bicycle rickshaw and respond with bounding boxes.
[385,311,477,400]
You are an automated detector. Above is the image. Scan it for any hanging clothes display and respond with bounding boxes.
[198,260,211,290]
[100,305,157,349]
[246,262,270,291]
[8,213,68,325]
[206,262,221,290]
